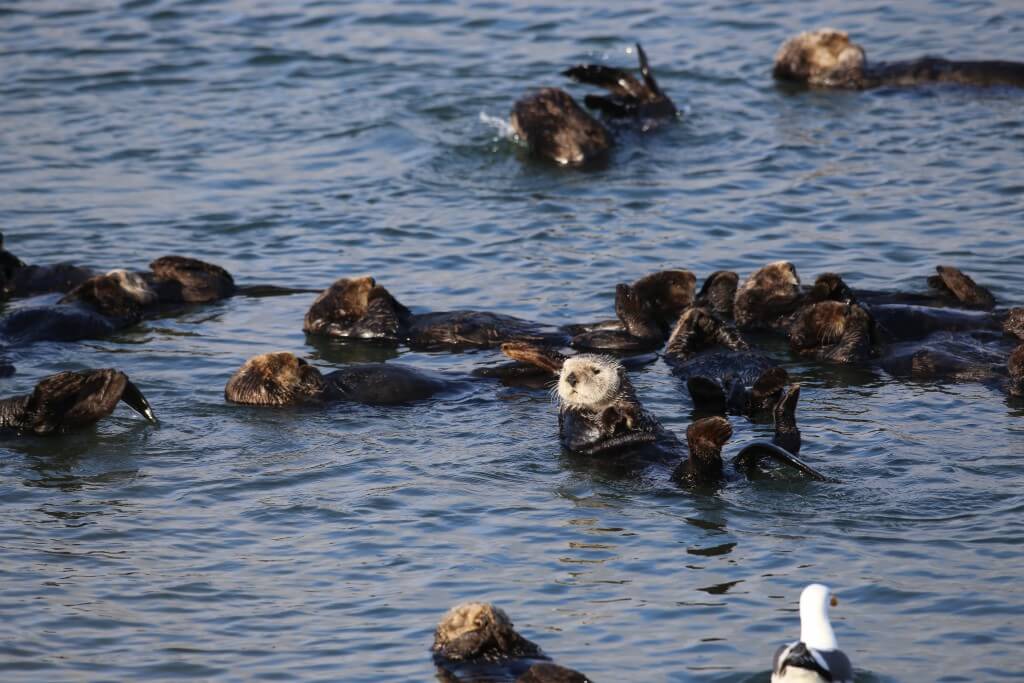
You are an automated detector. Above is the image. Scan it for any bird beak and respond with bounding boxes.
[831,595,839,607]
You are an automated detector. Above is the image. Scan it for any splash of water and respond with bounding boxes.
[479,111,515,140]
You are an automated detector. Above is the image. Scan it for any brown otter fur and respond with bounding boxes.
[734,261,802,331]
[510,88,612,166]
[149,255,235,303]
[774,27,1024,89]
[788,300,875,363]
[0,368,156,434]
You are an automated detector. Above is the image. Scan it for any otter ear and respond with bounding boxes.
[500,342,565,374]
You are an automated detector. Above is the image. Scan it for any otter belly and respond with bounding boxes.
[667,350,776,387]
[0,304,118,343]
[323,364,451,404]
[407,311,562,350]
[871,304,999,343]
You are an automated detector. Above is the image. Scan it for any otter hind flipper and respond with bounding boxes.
[733,440,838,483]
[563,64,646,97]
[121,379,157,423]
[582,94,634,118]
[686,415,733,453]
[500,342,566,374]
[22,368,155,434]
[772,384,802,455]
[928,266,996,310]
[635,43,663,95]
[517,662,592,683]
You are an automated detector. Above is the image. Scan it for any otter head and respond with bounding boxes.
[303,276,410,342]
[557,355,623,412]
[789,300,874,363]
[510,88,612,166]
[224,352,326,406]
[149,256,235,303]
[432,602,542,662]
[734,261,802,331]
[1003,308,1024,341]
[773,28,867,88]
[629,269,697,332]
[59,270,158,320]
[807,272,857,304]
[1008,345,1024,398]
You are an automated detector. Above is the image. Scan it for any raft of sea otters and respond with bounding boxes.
[4,26,1023,682]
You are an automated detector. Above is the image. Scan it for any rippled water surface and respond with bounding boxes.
[2,0,1024,680]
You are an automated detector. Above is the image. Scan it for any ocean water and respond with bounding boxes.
[1,0,1023,680]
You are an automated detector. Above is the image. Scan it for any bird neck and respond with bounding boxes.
[800,605,838,651]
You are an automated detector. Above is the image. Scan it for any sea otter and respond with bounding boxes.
[773,28,1024,90]
[432,602,591,683]
[663,306,789,414]
[499,342,833,482]
[510,44,676,166]
[304,272,695,353]
[0,368,156,434]
[224,352,452,406]
[0,256,238,344]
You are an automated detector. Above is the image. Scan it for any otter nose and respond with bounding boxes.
[566,372,578,388]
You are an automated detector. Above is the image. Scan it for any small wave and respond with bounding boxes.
[478,111,515,139]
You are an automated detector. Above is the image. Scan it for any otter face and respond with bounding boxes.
[433,602,540,662]
[59,270,157,319]
[789,300,873,362]
[106,269,158,305]
[773,28,867,87]
[557,355,623,411]
[734,261,802,330]
[224,352,326,406]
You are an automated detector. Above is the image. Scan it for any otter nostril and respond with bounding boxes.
[566,372,577,388]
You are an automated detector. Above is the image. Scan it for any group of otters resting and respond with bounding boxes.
[2,227,1023,489]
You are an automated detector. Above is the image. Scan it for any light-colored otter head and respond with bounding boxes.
[773,28,867,87]
[557,355,623,411]
[106,269,158,305]
[224,352,326,406]
[734,261,802,330]
[432,602,542,662]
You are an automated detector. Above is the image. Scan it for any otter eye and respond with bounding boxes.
[593,368,601,374]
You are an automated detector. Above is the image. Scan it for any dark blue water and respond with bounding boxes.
[2,1,1023,680]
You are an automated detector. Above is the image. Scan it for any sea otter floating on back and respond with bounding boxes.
[774,28,1024,89]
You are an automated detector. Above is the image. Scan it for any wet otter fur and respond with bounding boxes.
[511,88,612,167]
[774,27,1024,90]
[563,43,678,128]
[788,300,876,363]
[225,352,450,406]
[0,368,156,435]
[432,602,591,683]
[0,233,94,300]
[734,261,803,332]
[571,269,697,351]
[664,307,789,414]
